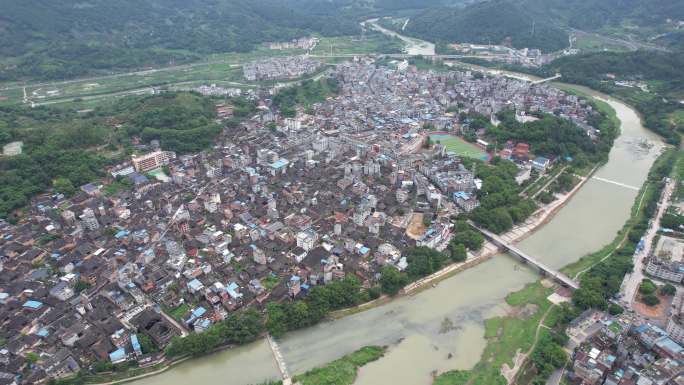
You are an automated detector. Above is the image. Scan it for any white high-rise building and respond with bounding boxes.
[80,208,99,231]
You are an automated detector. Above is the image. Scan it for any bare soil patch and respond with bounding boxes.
[406,212,426,240]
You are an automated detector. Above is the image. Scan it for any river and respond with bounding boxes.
[131,48,664,385]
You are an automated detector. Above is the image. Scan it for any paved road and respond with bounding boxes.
[570,29,670,53]
[546,367,564,385]
[620,178,675,307]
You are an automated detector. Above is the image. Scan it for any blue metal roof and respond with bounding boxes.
[109,348,126,362]
[188,279,203,291]
[131,334,141,352]
[269,159,289,169]
[656,337,683,353]
[192,307,207,318]
[23,300,43,309]
[453,191,470,200]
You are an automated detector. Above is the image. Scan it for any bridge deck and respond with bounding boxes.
[469,222,579,290]
[531,74,562,84]
[267,334,292,385]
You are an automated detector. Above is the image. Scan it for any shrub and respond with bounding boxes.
[608,304,624,315]
[642,294,660,307]
[660,283,676,296]
[639,279,657,295]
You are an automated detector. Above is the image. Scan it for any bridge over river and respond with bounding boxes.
[468,221,580,290]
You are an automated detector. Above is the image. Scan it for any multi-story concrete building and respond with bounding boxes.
[80,208,99,231]
[666,317,684,346]
[296,230,318,251]
[645,258,684,283]
[131,151,176,173]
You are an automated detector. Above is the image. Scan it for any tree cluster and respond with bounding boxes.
[265,276,364,337]
[545,50,684,145]
[165,309,264,357]
[468,157,538,234]
[405,1,569,53]
[273,78,339,118]
[0,92,254,219]
[489,111,601,161]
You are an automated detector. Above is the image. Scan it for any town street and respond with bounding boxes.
[619,177,676,307]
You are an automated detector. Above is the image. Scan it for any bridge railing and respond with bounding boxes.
[467,221,579,289]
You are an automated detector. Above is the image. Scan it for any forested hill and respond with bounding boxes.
[402,0,684,52]
[542,50,684,145]
[520,0,684,32]
[0,0,362,82]
[403,1,569,52]
[525,0,684,51]
[0,0,478,83]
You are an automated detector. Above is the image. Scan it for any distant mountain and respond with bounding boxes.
[404,0,569,52]
[0,0,367,81]
[520,0,684,53]
[0,0,485,82]
[402,0,684,52]
[520,0,684,31]
[2,0,681,82]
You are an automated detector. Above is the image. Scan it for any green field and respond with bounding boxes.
[311,34,403,56]
[574,34,630,52]
[430,134,489,160]
[0,34,405,108]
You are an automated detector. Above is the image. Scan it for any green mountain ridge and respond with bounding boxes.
[0,0,362,81]
[402,0,684,52]
[404,0,569,52]
[521,0,684,31]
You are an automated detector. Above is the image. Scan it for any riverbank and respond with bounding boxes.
[433,280,558,385]
[55,356,191,385]
[431,159,662,385]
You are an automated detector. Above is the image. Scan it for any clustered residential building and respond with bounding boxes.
[0,57,601,383]
[266,37,318,51]
[447,42,579,68]
[243,56,322,81]
[568,311,684,385]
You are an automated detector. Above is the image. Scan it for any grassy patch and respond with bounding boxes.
[407,57,452,73]
[430,134,488,160]
[671,109,684,128]
[522,166,563,197]
[574,35,630,52]
[506,282,551,306]
[293,346,385,385]
[167,304,191,322]
[262,275,280,292]
[433,370,472,385]
[311,35,403,56]
[102,177,133,196]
